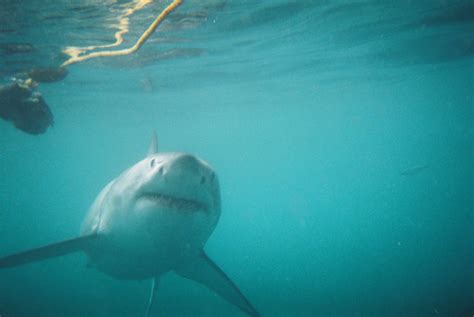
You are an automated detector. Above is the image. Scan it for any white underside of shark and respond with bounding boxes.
[0,133,260,317]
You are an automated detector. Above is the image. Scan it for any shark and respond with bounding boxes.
[0,133,260,317]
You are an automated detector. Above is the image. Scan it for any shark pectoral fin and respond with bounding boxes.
[145,276,160,317]
[0,234,98,269]
[175,252,260,317]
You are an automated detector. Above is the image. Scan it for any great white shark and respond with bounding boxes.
[0,133,260,316]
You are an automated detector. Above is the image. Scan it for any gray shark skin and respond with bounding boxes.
[0,133,260,317]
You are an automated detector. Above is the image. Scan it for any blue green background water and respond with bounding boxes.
[0,1,472,316]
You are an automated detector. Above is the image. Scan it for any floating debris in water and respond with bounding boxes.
[27,67,69,83]
[140,77,154,92]
[0,80,54,135]
[400,164,429,176]
[0,42,35,55]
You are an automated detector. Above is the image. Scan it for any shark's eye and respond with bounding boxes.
[150,158,156,168]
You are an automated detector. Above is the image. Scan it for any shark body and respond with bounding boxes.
[0,133,260,316]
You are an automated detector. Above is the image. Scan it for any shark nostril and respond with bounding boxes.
[200,176,206,185]
[150,158,156,168]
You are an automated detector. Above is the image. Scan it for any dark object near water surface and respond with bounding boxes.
[0,42,35,54]
[0,82,54,135]
[27,67,68,83]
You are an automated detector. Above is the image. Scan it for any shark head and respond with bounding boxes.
[129,152,221,227]
[82,133,221,277]
[134,132,220,220]
[136,152,220,216]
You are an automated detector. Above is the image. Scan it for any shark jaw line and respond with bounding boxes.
[140,192,209,213]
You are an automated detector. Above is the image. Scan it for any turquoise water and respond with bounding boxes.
[0,1,473,316]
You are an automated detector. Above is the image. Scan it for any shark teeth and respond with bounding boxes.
[141,193,207,212]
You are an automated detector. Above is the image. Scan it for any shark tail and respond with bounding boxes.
[0,234,98,269]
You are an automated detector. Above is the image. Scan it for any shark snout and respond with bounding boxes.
[163,154,216,190]
[164,154,205,185]
[171,154,200,172]
[145,153,217,199]
[149,154,206,184]
[142,153,217,212]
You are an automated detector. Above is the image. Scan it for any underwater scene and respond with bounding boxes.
[0,1,473,316]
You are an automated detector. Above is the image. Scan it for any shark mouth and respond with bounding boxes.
[141,193,208,212]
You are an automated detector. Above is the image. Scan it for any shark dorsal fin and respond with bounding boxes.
[147,131,158,156]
